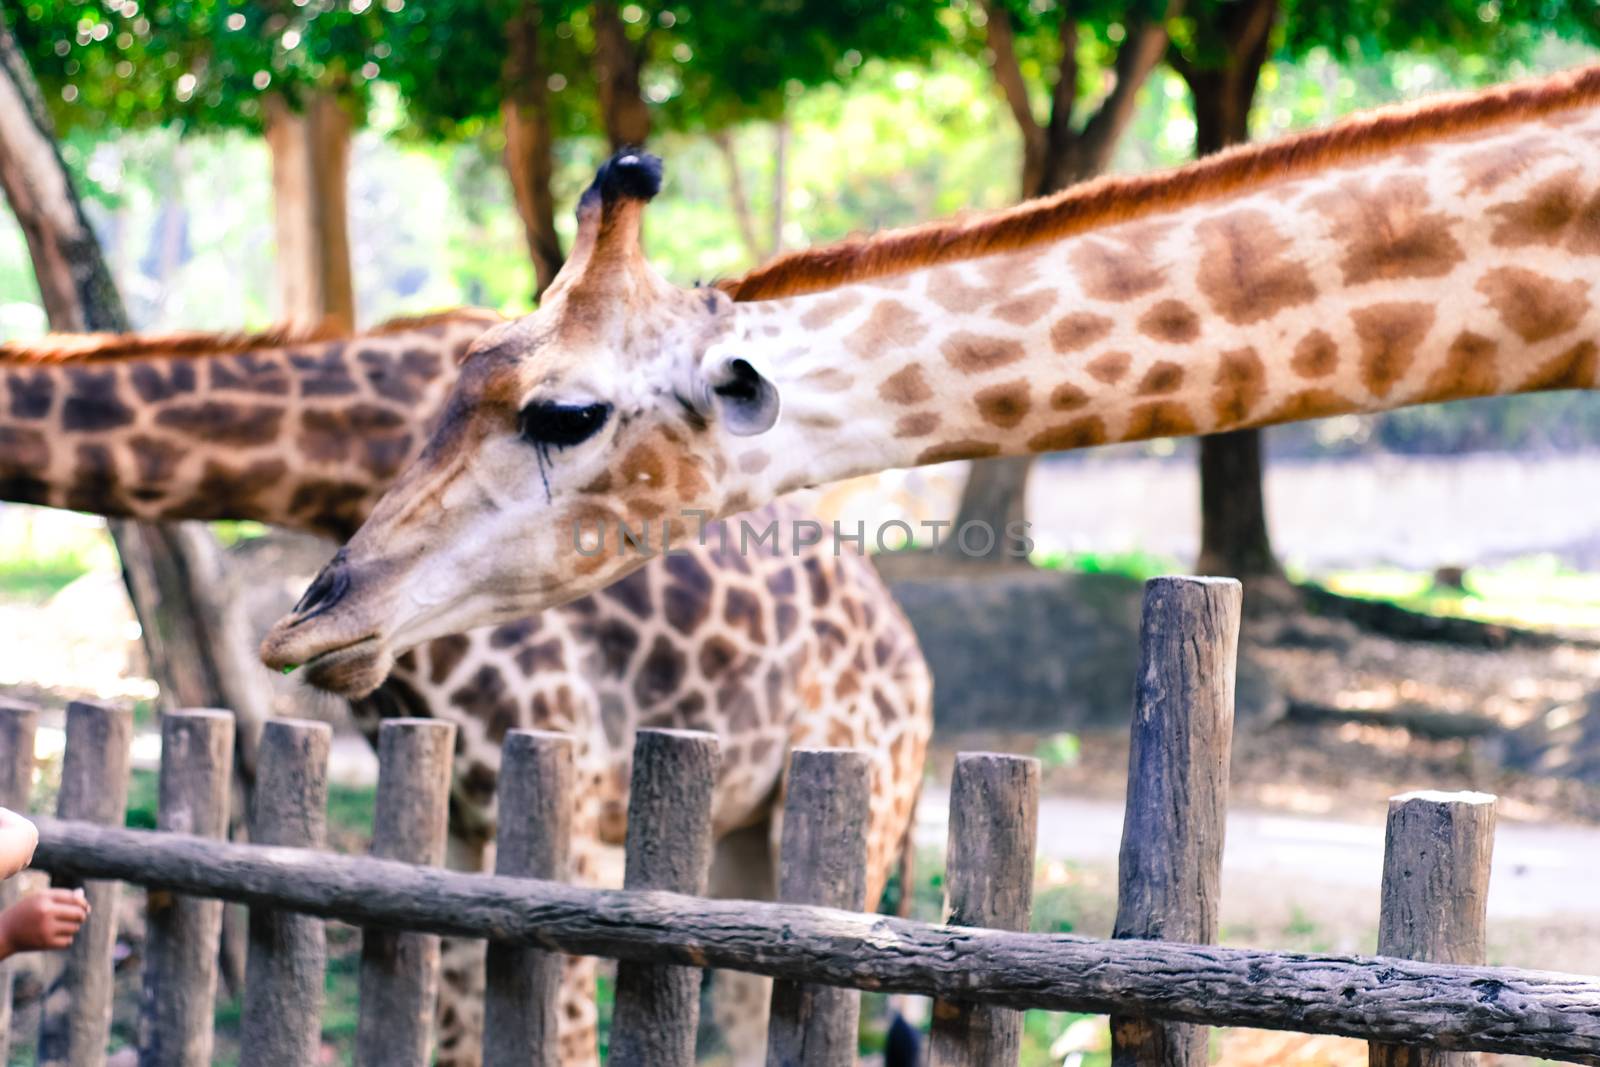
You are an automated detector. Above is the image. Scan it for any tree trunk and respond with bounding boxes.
[713,129,762,262]
[1187,49,1285,583]
[769,119,788,255]
[502,5,564,299]
[0,9,264,989]
[592,0,651,149]
[264,91,356,331]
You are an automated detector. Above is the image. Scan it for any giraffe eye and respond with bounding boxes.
[518,401,611,448]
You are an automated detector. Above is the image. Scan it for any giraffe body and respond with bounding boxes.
[261,67,1600,677]
[0,319,931,1065]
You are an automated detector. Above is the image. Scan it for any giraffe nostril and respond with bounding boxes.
[293,553,352,621]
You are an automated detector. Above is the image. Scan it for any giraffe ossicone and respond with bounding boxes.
[264,63,1600,695]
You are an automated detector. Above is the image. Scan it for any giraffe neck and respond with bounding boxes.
[0,312,499,539]
[725,103,1600,502]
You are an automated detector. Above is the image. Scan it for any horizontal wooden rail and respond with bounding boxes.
[31,817,1600,1064]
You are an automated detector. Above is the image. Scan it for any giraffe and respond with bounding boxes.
[0,311,932,1064]
[262,64,1600,687]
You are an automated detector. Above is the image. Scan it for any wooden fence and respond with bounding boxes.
[3,575,1599,1066]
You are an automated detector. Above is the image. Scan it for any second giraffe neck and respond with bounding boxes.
[0,313,498,538]
[727,104,1600,501]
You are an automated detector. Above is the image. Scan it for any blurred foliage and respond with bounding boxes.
[1283,0,1600,61]
[0,507,115,599]
[11,0,392,132]
[12,0,952,136]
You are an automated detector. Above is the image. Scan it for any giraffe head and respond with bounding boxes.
[262,150,794,696]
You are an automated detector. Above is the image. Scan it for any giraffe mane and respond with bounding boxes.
[719,62,1600,302]
[0,307,505,365]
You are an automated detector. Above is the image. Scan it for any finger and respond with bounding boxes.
[55,896,91,918]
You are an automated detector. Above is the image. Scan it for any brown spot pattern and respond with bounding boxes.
[1212,347,1266,427]
[1308,175,1465,284]
[1027,416,1106,451]
[798,291,863,329]
[1087,352,1131,384]
[915,440,999,464]
[843,300,928,358]
[1476,267,1591,343]
[942,332,1025,374]
[1125,401,1197,440]
[1292,330,1339,378]
[155,402,284,447]
[1138,300,1201,343]
[1352,302,1435,397]
[878,365,932,406]
[894,412,940,437]
[1194,209,1317,325]
[1070,238,1165,302]
[974,380,1031,428]
[1457,134,1547,194]
[926,267,993,312]
[1264,388,1349,424]
[1136,361,1184,396]
[1522,339,1597,392]
[127,434,184,485]
[1050,313,1114,354]
[993,290,1056,325]
[1050,382,1089,410]
[1419,331,1499,402]
[1486,169,1597,249]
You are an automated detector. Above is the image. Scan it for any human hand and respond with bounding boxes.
[0,808,38,880]
[0,888,91,958]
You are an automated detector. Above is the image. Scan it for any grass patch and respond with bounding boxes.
[1316,554,1600,631]
[1033,548,1184,583]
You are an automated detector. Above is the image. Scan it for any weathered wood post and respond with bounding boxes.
[37,699,132,1067]
[930,752,1041,1067]
[483,730,574,1067]
[765,748,873,1066]
[609,728,720,1067]
[1370,790,1497,1067]
[0,699,38,1064]
[140,709,234,1067]
[1111,576,1241,1067]
[354,719,455,1067]
[240,719,331,1067]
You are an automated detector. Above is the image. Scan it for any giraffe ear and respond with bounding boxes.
[701,352,780,436]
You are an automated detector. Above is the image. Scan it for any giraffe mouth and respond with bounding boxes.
[299,636,391,699]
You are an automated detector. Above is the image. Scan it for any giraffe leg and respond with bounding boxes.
[435,829,489,1067]
[700,818,779,1066]
[432,818,605,1067]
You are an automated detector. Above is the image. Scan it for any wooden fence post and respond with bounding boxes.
[609,728,719,1067]
[930,753,1041,1067]
[0,699,38,1065]
[483,730,574,1067]
[765,748,873,1066]
[354,719,455,1067]
[139,709,234,1067]
[1371,790,1497,1067]
[240,719,331,1067]
[37,699,132,1067]
[1111,576,1241,1067]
